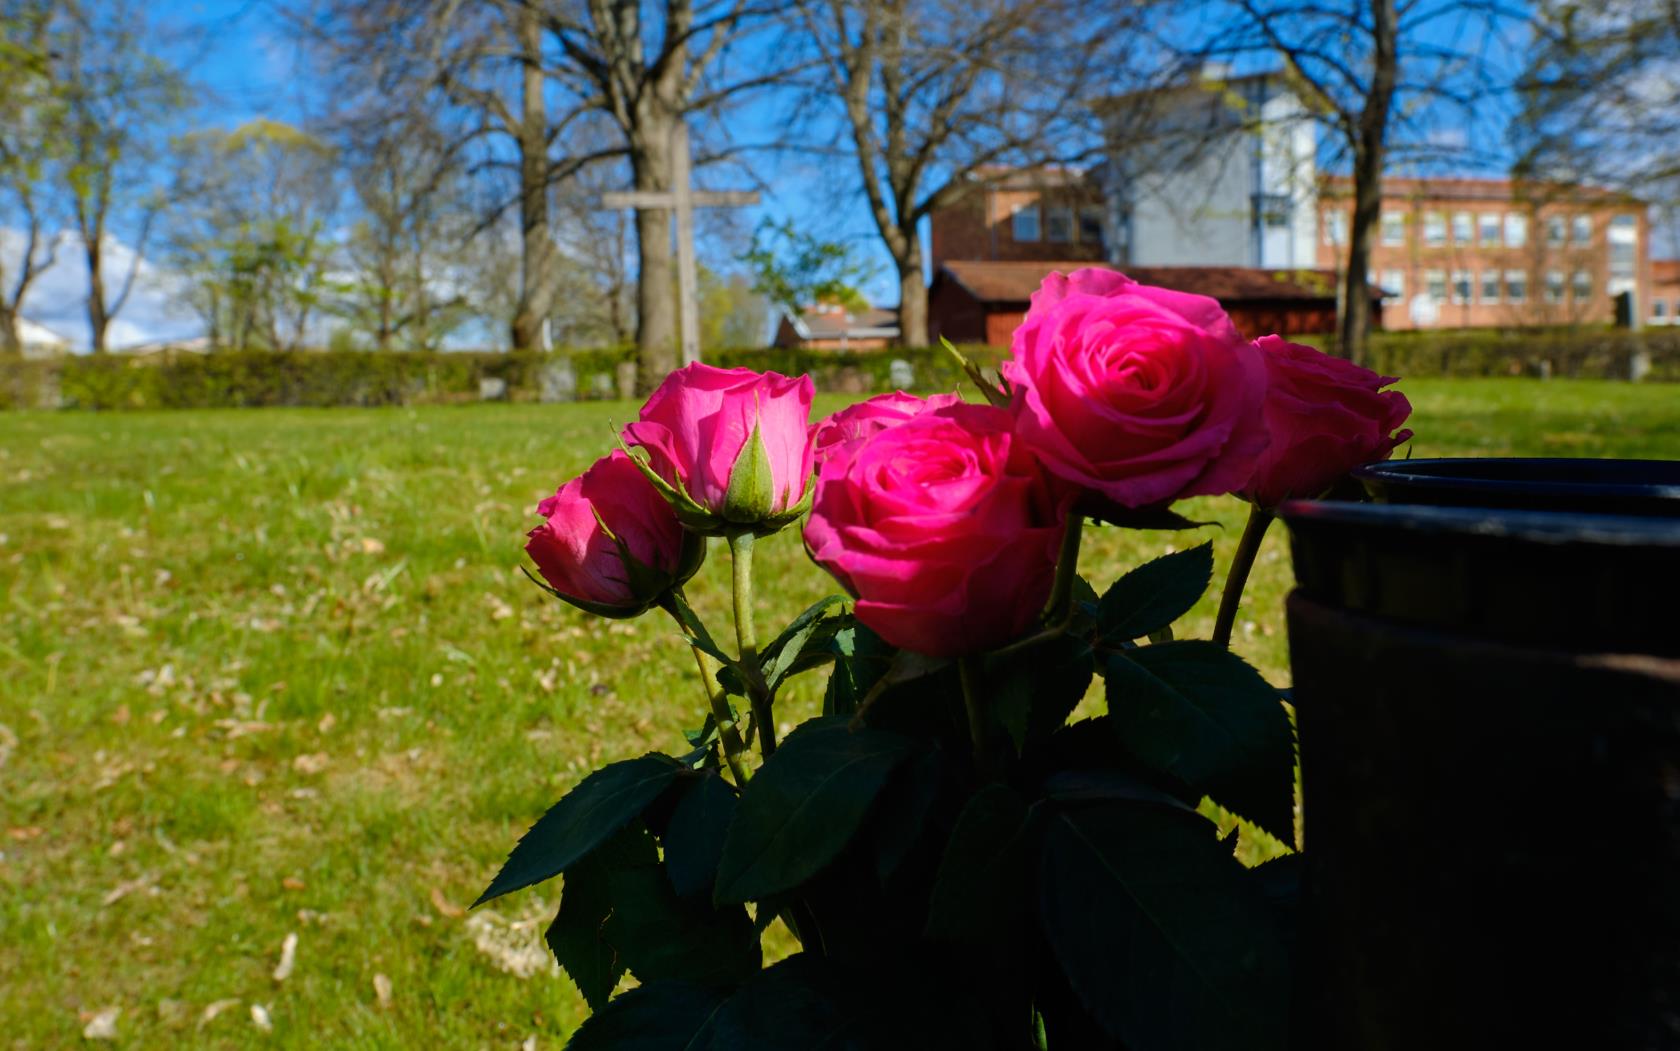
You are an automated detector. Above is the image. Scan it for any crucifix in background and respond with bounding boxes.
[601,122,759,367]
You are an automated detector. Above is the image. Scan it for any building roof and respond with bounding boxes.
[782,304,900,342]
[935,260,1348,305]
[1320,174,1641,205]
[1653,259,1680,284]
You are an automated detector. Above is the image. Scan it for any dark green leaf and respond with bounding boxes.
[761,597,845,685]
[822,622,893,717]
[1040,768,1193,811]
[714,718,914,903]
[1080,493,1215,531]
[544,825,656,1010]
[1096,542,1214,644]
[662,771,737,900]
[1039,803,1290,1049]
[562,980,728,1051]
[868,748,952,885]
[925,785,1033,948]
[475,754,681,906]
[985,632,1094,754]
[603,865,761,985]
[1104,642,1295,840]
[668,588,735,667]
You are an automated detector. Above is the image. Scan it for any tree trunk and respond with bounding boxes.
[86,239,109,354]
[632,114,678,394]
[0,304,21,356]
[896,238,928,347]
[1338,0,1398,367]
[509,4,553,352]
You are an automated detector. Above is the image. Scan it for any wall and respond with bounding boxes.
[929,179,1105,269]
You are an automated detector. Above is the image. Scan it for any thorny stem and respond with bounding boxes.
[1043,515,1085,623]
[728,530,777,756]
[958,655,988,774]
[1212,505,1275,649]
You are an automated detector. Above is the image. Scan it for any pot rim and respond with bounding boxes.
[1353,457,1680,502]
[1278,498,1680,548]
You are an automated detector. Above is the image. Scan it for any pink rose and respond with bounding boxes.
[1002,268,1269,508]
[622,363,815,533]
[809,391,964,466]
[525,450,703,617]
[804,403,1064,657]
[1241,335,1414,508]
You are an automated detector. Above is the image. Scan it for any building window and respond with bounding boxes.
[1480,270,1501,304]
[1012,203,1041,243]
[1381,211,1405,246]
[1571,269,1593,301]
[1045,205,1073,244]
[1077,206,1104,247]
[1256,193,1292,228]
[1546,270,1566,303]
[1608,214,1637,279]
[1546,216,1566,245]
[1425,269,1446,302]
[1505,213,1528,247]
[1506,269,1527,303]
[1380,269,1405,301]
[1452,212,1473,245]
[1325,211,1348,246]
[1423,212,1446,246]
[1571,214,1592,244]
[1656,299,1670,321]
[1479,213,1501,246]
[1451,270,1473,304]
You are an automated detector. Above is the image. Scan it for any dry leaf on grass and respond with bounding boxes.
[272,932,298,982]
[250,1004,273,1032]
[81,1006,119,1041]
[429,886,464,919]
[199,999,240,1027]
[372,972,393,1009]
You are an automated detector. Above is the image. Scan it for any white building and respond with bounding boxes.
[1099,70,1318,270]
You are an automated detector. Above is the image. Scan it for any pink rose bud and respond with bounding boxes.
[524,450,704,618]
[809,390,965,467]
[1003,268,1270,509]
[804,403,1065,657]
[1241,335,1414,508]
[622,363,816,536]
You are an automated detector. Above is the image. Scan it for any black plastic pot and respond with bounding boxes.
[1355,457,1680,517]
[1282,499,1680,1049]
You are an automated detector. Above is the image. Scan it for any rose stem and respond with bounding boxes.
[958,655,989,774]
[660,594,752,785]
[1212,505,1275,648]
[728,529,777,757]
[1043,514,1085,624]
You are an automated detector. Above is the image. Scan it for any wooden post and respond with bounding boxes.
[671,123,701,367]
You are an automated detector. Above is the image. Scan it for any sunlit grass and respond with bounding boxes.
[2,378,1676,1047]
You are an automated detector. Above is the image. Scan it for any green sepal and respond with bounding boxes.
[614,432,727,535]
[941,336,1010,407]
[722,418,778,525]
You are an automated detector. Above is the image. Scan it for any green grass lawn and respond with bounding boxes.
[2,378,1677,1048]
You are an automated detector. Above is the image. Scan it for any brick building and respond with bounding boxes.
[1650,260,1680,326]
[772,303,900,351]
[1317,176,1651,330]
[929,167,1107,271]
[929,260,1358,346]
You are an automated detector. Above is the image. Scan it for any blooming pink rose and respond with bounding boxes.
[525,450,701,616]
[1241,335,1414,508]
[804,403,1064,657]
[623,363,815,531]
[1002,268,1269,508]
[809,390,965,466]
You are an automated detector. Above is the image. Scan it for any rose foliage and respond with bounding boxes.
[478,278,1412,1050]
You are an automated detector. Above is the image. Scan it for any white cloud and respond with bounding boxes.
[0,228,203,351]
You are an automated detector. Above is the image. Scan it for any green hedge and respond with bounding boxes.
[0,345,1008,411]
[1310,327,1680,382]
[3,330,1673,411]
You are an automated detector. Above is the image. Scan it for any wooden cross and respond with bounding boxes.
[601,122,760,367]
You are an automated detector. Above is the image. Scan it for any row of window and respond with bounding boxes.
[1010,203,1105,245]
[1654,299,1675,322]
[1380,268,1607,306]
[1326,211,1639,251]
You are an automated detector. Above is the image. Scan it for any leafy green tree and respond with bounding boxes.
[49,0,190,352]
[164,121,339,351]
[739,219,875,315]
